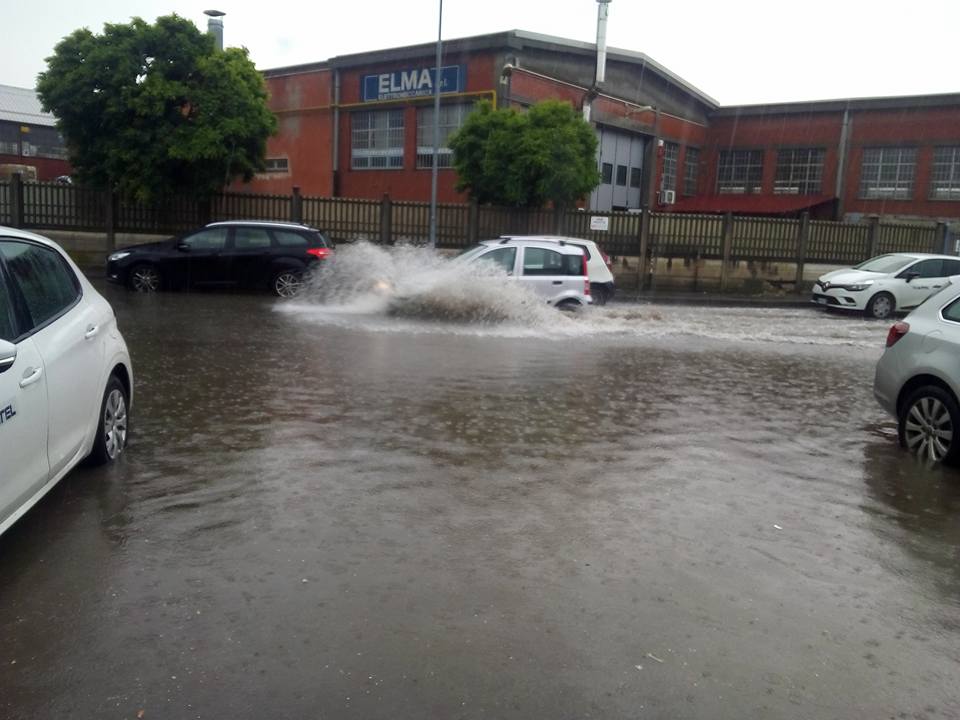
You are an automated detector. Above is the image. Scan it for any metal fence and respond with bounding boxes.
[1,180,953,274]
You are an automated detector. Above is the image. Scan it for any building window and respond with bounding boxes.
[774,148,824,195]
[859,147,916,200]
[616,165,627,186]
[930,146,960,201]
[683,147,699,196]
[601,163,613,184]
[717,150,763,194]
[351,109,405,170]
[416,103,473,169]
[630,167,642,188]
[264,158,289,173]
[661,142,679,192]
[20,126,67,160]
[0,124,19,156]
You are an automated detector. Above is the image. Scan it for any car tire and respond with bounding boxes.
[865,292,895,320]
[128,263,161,293]
[556,299,582,312]
[272,269,305,298]
[88,375,129,466]
[898,384,960,465]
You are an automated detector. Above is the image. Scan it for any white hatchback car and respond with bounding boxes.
[813,253,960,319]
[498,236,616,304]
[1,227,133,536]
[874,279,960,464]
[457,238,592,308]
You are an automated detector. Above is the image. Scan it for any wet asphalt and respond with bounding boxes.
[1,285,958,720]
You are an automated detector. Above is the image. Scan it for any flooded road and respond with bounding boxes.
[2,280,959,719]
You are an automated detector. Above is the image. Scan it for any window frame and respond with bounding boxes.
[0,238,82,343]
[717,149,764,194]
[264,158,289,173]
[774,147,825,195]
[930,146,960,201]
[858,146,916,200]
[351,109,405,171]
[415,103,473,170]
[662,142,679,193]
[683,147,700,196]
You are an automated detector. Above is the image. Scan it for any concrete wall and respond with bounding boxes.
[33,229,169,272]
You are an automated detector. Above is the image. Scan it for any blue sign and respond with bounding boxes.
[361,65,465,102]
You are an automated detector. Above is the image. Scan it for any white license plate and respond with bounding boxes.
[816,297,828,305]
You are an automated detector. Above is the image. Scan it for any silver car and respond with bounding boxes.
[874,279,960,463]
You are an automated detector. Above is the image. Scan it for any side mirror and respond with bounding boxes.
[904,272,920,283]
[176,242,191,252]
[0,339,17,374]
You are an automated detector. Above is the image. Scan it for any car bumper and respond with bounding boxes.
[811,288,868,311]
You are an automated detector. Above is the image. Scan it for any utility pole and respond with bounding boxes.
[428,0,444,249]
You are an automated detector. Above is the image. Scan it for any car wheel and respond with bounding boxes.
[272,269,304,298]
[556,299,582,313]
[898,385,959,465]
[128,263,161,293]
[88,375,129,465]
[866,292,895,320]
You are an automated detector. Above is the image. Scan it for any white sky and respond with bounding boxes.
[3,0,959,106]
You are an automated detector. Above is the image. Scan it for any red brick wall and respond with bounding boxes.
[241,69,335,196]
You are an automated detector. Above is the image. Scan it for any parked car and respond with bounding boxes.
[106,221,333,297]
[455,238,592,308]
[1,227,133,536]
[498,236,616,304]
[812,253,960,319]
[874,278,960,464]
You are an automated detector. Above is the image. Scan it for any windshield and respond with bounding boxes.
[853,255,915,274]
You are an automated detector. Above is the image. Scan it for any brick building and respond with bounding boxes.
[0,84,70,181]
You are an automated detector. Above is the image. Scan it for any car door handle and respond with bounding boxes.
[84,324,99,339]
[552,280,563,285]
[20,366,43,388]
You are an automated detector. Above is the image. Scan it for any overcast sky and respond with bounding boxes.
[4,0,958,106]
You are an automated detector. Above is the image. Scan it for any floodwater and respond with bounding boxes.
[1,246,959,719]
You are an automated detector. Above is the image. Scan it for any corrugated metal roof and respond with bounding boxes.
[0,84,56,127]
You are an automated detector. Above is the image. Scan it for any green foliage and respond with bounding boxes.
[37,15,277,200]
[449,100,600,208]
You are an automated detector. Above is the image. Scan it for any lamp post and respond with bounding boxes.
[204,9,225,50]
[428,0,443,249]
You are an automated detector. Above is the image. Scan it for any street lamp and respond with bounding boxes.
[428,0,443,249]
[204,9,225,51]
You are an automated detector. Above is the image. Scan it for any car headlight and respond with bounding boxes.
[845,281,874,291]
[108,251,131,262]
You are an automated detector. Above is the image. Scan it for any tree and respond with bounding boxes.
[449,100,600,208]
[37,15,277,201]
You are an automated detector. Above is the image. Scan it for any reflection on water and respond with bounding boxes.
[1,282,958,720]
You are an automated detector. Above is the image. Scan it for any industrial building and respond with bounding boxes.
[0,84,69,181]
[248,30,960,224]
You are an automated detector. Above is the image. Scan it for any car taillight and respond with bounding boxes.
[886,321,910,348]
[582,255,591,296]
[307,247,330,260]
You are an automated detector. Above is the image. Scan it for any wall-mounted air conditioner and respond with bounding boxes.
[658,189,676,205]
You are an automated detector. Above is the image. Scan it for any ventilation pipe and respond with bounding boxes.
[584,0,612,122]
[204,10,225,50]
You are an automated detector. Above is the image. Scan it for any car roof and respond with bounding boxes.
[206,220,316,230]
[479,238,585,255]
[885,252,958,260]
[500,235,599,247]
[0,225,63,250]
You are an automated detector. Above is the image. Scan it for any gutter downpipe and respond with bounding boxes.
[428,0,443,249]
[834,106,851,220]
[332,69,341,197]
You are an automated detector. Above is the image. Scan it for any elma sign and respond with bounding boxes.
[362,65,466,102]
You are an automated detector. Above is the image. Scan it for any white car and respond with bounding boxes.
[1,227,133,536]
[874,278,960,464]
[457,238,592,308]
[499,236,616,304]
[813,253,960,319]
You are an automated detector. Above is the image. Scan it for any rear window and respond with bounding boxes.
[522,247,584,276]
[940,292,960,322]
[569,243,591,261]
[274,231,309,247]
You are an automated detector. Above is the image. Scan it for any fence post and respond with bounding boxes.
[636,210,651,294]
[719,212,734,292]
[291,186,303,224]
[553,205,566,235]
[9,173,24,228]
[104,190,116,253]
[935,222,948,254]
[379,193,392,245]
[794,211,810,294]
[867,216,880,258]
[467,198,479,245]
